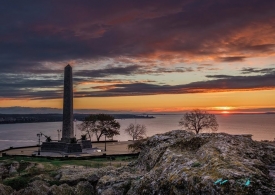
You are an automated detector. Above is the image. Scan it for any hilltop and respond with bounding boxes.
[1,130,275,194]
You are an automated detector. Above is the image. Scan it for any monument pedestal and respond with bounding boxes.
[41,142,82,153]
[61,137,72,143]
[77,140,92,149]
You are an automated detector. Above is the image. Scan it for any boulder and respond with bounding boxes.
[9,164,17,175]
[0,183,13,195]
[11,161,20,170]
[49,183,75,195]
[13,180,50,195]
[59,166,115,186]
[75,181,95,195]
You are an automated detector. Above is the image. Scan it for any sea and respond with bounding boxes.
[0,114,274,151]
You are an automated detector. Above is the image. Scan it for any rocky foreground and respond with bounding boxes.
[1,130,275,195]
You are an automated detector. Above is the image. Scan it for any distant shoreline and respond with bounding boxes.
[0,114,155,125]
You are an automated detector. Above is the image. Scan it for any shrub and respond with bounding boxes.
[3,176,30,190]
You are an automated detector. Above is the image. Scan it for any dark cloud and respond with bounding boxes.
[0,73,63,99]
[0,63,194,99]
[206,75,234,79]
[242,44,275,52]
[1,69,274,99]
[241,67,275,74]
[75,65,193,78]
[1,0,275,73]
[218,56,246,62]
[1,0,275,99]
[75,65,141,77]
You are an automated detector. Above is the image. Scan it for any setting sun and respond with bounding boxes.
[221,111,230,114]
[215,107,232,110]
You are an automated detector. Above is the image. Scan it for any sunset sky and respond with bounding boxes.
[1,0,275,114]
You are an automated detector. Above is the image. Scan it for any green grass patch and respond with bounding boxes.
[3,175,31,190]
[0,155,134,169]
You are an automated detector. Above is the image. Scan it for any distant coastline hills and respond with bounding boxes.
[0,107,274,123]
[0,113,155,124]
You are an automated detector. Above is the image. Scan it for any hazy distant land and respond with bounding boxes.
[0,114,154,124]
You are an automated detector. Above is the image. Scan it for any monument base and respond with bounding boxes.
[41,142,82,153]
[77,140,92,149]
[61,137,72,143]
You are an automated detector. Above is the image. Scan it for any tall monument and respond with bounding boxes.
[41,64,85,154]
[61,64,74,143]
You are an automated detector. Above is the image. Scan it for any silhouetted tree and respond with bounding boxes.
[95,114,120,141]
[125,123,147,141]
[77,115,97,141]
[179,109,218,134]
[79,114,120,141]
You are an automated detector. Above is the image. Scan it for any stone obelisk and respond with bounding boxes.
[61,64,74,143]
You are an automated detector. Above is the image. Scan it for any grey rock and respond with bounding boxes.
[11,161,20,170]
[87,174,100,184]
[75,181,95,195]
[54,172,62,180]
[59,166,115,185]
[0,183,14,195]
[15,180,50,195]
[9,164,17,175]
[49,183,75,195]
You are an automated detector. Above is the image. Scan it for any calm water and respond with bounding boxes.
[0,114,274,150]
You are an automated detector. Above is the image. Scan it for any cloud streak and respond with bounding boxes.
[1,69,275,99]
[73,72,275,97]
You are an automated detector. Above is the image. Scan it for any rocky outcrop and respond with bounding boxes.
[98,130,275,194]
[2,130,275,194]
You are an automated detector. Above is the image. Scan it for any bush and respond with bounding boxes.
[3,176,30,190]
[48,180,62,186]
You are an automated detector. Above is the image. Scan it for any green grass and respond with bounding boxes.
[0,155,135,169]
[3,175,31,190]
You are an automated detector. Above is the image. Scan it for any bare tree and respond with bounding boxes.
[179,109,218,134]
[125,123,147,141]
